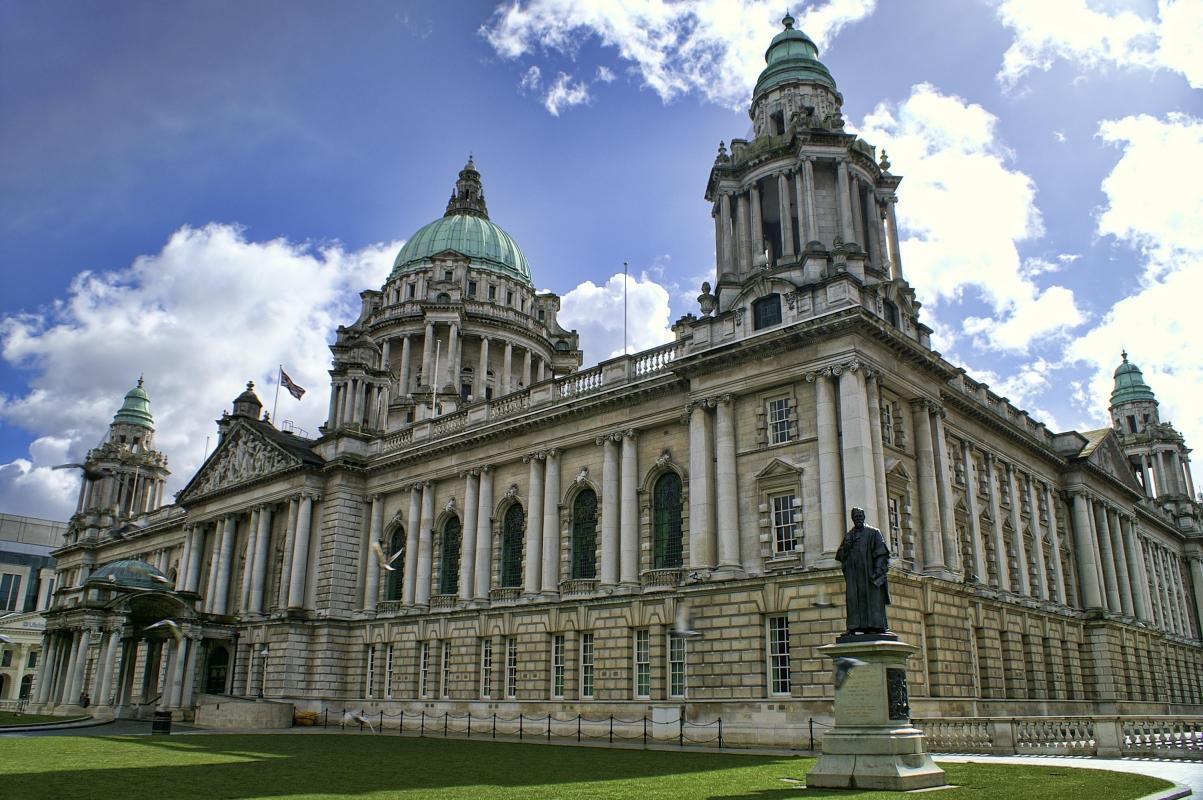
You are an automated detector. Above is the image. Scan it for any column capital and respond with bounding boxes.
[621,428,638,440]
[460,468,481,478]
[803,366,834,382]
[545,447,561,459]
[714,394,734,406]
[908,396,939,413]
[371,493,383,503]
[522,451,546,463]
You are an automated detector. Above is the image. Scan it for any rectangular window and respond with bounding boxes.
[443,270,453,282]
[880,401,894,445]
[505,637,518,698]
[365,645,376,699]
[27,651,38,669]
[887,496,902,556]
[506,290,514,306]
[488,285,497,301]
[407,283,415,298]
[767,616,791,695]
[668,633,686,697]
[538,309,545,323]
[635,629,650,698]
[481,639,492,698]
[419,642,430,697]
[0,573,21,612]
[580,633,594,699]
[771,493,799,553]
[441,641,451,699]
[552,634,565,699]
[385,645,394,698]
[1,650,11,668]
[767,397,792,445]
[468,280,477,297]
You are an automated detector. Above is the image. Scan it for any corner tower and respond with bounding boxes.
[1110,352,1196,502]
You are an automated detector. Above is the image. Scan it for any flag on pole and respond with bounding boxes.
[280,370,306,400]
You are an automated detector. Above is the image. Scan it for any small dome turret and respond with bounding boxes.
[752,14,838,104]
[112,377,154,430]
[232,381,263,419]
[1110,351,1157,406]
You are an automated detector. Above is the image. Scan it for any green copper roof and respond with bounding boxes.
[88,558,169,590]
[1111,353,1156,406]
[753,14,837,102]
[390,214,533,286]
[112,378,154,430]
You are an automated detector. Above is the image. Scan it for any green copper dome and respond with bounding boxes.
[1111,353,1156,406]
[112,378,154,430]
[390,214,533,286]
[88,558,169,590]
[389,158,534,287]
[753,14,837,102]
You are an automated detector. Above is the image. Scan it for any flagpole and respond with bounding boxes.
[271,364,282,426]
[623,261,628,355]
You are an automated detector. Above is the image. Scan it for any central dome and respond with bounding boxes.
[389,157,534,287]
[753,14,837,103]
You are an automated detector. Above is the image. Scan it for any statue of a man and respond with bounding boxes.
[835,507,891,636]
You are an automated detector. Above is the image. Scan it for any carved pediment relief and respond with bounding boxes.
[1087,432,1144,496]
[181,425,300,501]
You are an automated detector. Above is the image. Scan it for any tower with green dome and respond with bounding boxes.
[1110,352,1196,501]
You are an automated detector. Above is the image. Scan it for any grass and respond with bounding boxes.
[0,734,1173,800]
[0,710,87,727]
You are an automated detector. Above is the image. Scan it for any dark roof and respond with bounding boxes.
[246,418,324,467]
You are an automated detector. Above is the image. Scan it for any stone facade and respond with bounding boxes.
[31,17,1203,742]
[0,513,62,705]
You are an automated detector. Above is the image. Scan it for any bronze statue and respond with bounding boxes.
[835,507,891,638]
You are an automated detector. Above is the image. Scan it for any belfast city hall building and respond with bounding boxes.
[30,18,1203,743]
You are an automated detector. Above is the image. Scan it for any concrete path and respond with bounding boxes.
[935,754,1201,797]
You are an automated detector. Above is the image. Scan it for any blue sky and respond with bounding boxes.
[1,0,1200,519]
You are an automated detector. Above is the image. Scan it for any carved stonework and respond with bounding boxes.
[574,467,589,485]
[188,427,296,498]
[504,484,520,501]
[657,449,672,467]
[886,667,910,721]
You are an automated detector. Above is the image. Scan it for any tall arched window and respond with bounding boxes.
[571,489,598,579]
[438,517,461,595]
[385,527,405,601]
[501,505,524,587]
[653,472,684,569]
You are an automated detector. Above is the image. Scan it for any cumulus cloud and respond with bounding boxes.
[856,83,1085,353]
[520,65,543,91]
[559,270,674,363]
[996,0,1203,89]
[0,223,396,519]
[543,72,591,115]
[596,65,616,83]
[1069,113,1203,451]
[482,0,876,110]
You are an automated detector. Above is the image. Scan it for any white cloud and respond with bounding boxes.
[1069,112,1203,452]
[543,72,591,116]
[856,83,1085,353]
[0,223,396,520]
[996,0,1203,89]
[559,270,674,363]
[482,0,876,110]
[596,65,616,83]
[520,65,542,91]
[1053,130,1067,143]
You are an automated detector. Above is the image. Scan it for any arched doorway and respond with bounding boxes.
[205,645,230,695]
[19,674,32,700]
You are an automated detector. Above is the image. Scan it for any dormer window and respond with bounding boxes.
[444,270,453,282]
[752,294,782,330]
[883,300,899,328]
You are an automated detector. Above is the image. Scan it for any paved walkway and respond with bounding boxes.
[934,754,1201,796]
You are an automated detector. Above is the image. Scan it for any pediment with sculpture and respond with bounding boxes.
[179,425,301,502]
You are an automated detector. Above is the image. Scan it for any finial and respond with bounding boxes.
[137,374,144,388]
[879,149,891,172]
[1121,349,1128,363]
[782,11,795,29]
[246,381,254,391]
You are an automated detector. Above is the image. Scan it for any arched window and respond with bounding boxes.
[753,294,782,330]
[653,472,683,569]
[438,517,461,595]
[385,527,405,601]
[571,489,598,579]
[436,292,451,304]
[501,505,524,588]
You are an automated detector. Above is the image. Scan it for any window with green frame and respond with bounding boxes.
[385,527,405,601]
[571,489,598,579]
[652,472,683,569]
[438,517,461,595]
[501,504,524,587]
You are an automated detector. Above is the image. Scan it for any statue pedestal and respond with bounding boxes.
[806,639,947,791]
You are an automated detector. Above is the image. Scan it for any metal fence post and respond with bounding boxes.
[679,714,684,747]
[444,711,448,737]
[547,713,552,742]
[400,709,404,734]
[467,712,472,738]
[643,716,647,746]
[379,711,384,733]
[718,717,723,749]
[323,709,328,728]
[577,715,581,743]
[420,709,425,737]
[809,718,814,751]
[609,715,614,744]
[492,713,497,739]
[520,714,524,740]
[359,709,364,732]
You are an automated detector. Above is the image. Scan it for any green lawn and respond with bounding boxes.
[0,734,1172,800]
[0,710,87,727]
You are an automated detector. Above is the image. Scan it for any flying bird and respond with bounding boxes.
[0,634,12,644]
[370,541,404,571]
[53,463,111,481]
[144,619,183,642]
[342,710,375,733]
[673,600,702,639]
[833,657,869,689]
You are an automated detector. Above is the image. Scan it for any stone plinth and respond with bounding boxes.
[807,639,947,791]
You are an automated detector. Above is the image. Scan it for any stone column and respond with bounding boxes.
[537,356,546,383]
[713,203,723,273]
[168,637,188,707]
[277,496,298,607]
[1070,492,1103,609]
[1025,477,1049,600]
[1154,451,1168,498]
[714,397,742,573]
[524,453,545,594]
[214,516,236,615]
[885,197,904,280]
[287,494,314,609]
[1092,500,1121,612]
[736,192,751,272]
[720,192,735,273]
[503,341,513,394]
[962,443,987,583]
[930,408,959,572]
[176,529,193,592]
[839,365,878,527]
[180,637,200,709]
[421,322,435,387]
[460,470,480,602]
[1004,466,1029,596]
[474,467,494,600]
[1106,507,1133,617]
[32,634,53,705]
[95,629,120,706]
[187,526,205,594]
[416,482,435,606]
[239,510,259,612]
[404,485,422,606]
[688,401,716,569]
[1121,515,1150,621]
[67,628,90,706]
[749,181,764,260]
[985,455,1010,590]
[523,348,533,389]
[251,505,273,614]
[541,450,561,593]
[778,172,795,257]
[1188,556,1203,638]
[812,370,842,563]
[620,431,640,584]
[448,324,461,390]
[1140,453,1154,497]
[353,379,367,426]
[364,495,384,612]
[599,436,620,586]
[849,176,865,248]
[911,401,945,574]
[1045,485,1067,604]
[397,335,412,396]
[477,336,490,399]
[1173,553,1193,637]
[836,160,854,244]
[796,161,811,246]
[327,385,340,428]
[204,521,220,612]
[865,373,890,542]
[1184,457,1196,499]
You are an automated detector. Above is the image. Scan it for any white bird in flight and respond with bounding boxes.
[833,657,869,689]
[144,619,183,642]
[0,634,12,644]
[673,600,702,638]
[343,710,375,733]
[370,541,404,571]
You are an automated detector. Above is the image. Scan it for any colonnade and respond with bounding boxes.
[1132,447,1197,499]
[713,156,902,279]
[76,468,167,518]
